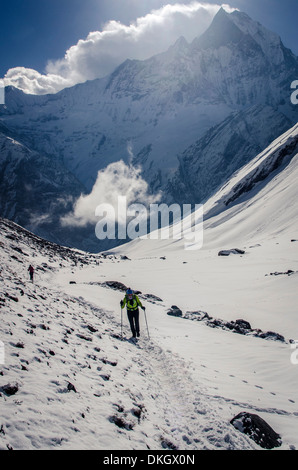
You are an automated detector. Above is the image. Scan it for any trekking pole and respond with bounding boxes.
[143,308,150,340]
[120,305,123,339]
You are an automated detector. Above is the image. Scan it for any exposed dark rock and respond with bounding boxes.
[218,248,245,256]
[1,383,19,396]
[167,305,183,317]
[230,412,282,449]
[100,358,117,367]
[257,331,285,342]
[185,310,210,321]
[5,293,19,302]
[76,333,93,342]
[87,324,98,333]
[101,281,128,291]
[161,437,179,450]
[141,293,163,302]
[100,374,110,381]
[183,311,286,342]
[266,269,296,276]
[109,415,134,430]
[235,319,251,330]
[131,404,145,423]
[67,382,77,393]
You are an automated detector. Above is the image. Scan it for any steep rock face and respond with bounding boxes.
[167,105,292,204]
[0,129,102,251]
[191,9,297,110]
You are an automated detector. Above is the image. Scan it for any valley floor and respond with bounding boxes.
[1,219,297,450]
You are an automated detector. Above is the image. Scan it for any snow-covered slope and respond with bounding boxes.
[0,215,297,451]
[167,105,292,204]
[202,122,298,243]
[1,124,298,451]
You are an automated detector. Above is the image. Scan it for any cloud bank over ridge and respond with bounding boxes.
[3,2,235,95]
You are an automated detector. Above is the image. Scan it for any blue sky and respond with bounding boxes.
[1,0,297,94]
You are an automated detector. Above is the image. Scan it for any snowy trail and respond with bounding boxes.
[48,259,298,450]
[67,289,256,450]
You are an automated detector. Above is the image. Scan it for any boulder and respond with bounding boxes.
[230,412,282,449]
[257,331,285,342]
[101,281,128,291]
[235,319,251,330]
[142,293,163,302]
[218,248,245,256]
[167,305,183,317]
[1,383,19,396]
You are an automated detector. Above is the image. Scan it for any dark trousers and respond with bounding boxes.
[127,309,140,337]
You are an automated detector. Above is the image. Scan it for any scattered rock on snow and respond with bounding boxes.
[67,382,77,393]
[101,281,128,291]
[184,311,286,342]
[230,412,282,449]
[109,415,134,430]
[257,331,285,342]
[76,333,93,342]
[184,310,211,321]
[218,248,245,256]
[5,293,19,302]
[100,374,111,381]
[226,319,252,334]
[235,319,251,330]
[266,269,296,276]
[12,341,25,349]
[141,293,163,303]
[160,437,179,450]
[86,324,98,333]
[1,383,19,396]
[167,305,183,317]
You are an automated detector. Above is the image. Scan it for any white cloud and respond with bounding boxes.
[4,68,73,95]
[61,160,161,228]
[3,2,234,95]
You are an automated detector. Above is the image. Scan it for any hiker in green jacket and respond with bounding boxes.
[120,288,145,338]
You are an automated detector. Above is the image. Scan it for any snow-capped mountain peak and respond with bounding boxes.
[0,8,297,252]
[192,6,244,50]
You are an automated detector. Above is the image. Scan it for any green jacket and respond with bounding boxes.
[121,294,143,311]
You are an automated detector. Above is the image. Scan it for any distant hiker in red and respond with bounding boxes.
[28,265,34,282]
